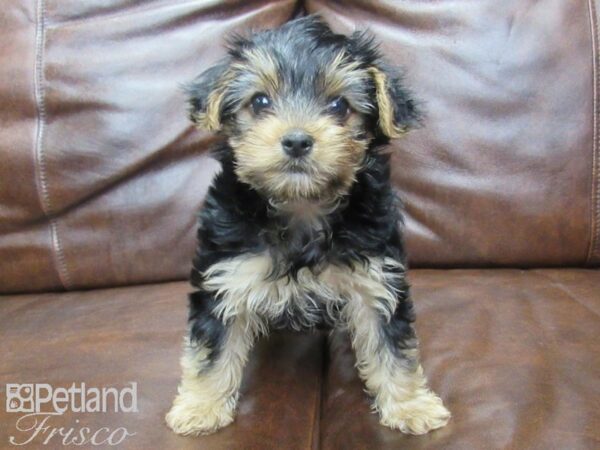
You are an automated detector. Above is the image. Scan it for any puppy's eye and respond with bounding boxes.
[250,93,271,115]
[327,96,350,119]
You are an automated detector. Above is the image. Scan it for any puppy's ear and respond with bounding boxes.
[367,65,420,138]
[348,31,420,138]
[186,59,232,132]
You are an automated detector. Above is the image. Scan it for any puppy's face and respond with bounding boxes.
[188,16,419,203]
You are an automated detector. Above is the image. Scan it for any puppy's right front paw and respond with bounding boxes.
[165,394,236,436]
[378,390,451,435]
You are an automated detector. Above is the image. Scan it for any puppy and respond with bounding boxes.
[166,15,450,436]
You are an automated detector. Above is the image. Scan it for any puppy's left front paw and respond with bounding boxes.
[378,390,450,435]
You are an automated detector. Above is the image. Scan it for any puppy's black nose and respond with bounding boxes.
[281,130,314,158]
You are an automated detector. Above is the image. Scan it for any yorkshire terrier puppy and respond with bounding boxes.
[166,16,450,436]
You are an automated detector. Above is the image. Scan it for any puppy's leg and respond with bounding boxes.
[166,291,261,436]
[343,260,450,434]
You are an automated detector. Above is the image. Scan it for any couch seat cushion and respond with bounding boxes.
[1,269,598,449]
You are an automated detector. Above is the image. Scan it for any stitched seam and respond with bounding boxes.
[50,220,72,288]
[33,0,72,289]
[588,0,600,264]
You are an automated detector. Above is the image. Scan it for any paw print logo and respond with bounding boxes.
[5,384,34,413]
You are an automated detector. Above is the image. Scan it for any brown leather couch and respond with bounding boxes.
[1,1,599,449]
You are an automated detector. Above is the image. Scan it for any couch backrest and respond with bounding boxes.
[1,0,598,293]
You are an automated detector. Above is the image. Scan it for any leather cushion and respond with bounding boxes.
[0,0,598,292]
[307,0,599,268]
[320,269,600,449]
[1,269,598,448]
[0,281,324,450]
[0,0,298,293]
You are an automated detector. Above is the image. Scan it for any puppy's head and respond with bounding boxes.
[187,16,419,203]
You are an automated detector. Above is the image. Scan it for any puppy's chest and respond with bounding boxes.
[202,251,347,329]
[201,248,402,331]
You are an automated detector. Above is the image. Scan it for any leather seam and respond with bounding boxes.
[531,270,600,318]
[588,0,600,264]
[33,0,72,289]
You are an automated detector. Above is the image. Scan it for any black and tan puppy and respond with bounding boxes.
[166,16,450,436]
